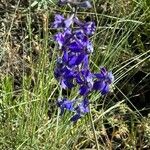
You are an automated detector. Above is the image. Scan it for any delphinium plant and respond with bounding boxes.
[52,1,114,148]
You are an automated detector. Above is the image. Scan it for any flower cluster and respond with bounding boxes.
[53,13,114,122]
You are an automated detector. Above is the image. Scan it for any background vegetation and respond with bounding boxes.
[0,0,150,149]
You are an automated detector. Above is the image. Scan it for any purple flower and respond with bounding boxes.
[54,29,72,49]
[68,41,83,52]
[54,57,76,89]
[70,29,93,53]
[93,67,114,95]
[53,12,114,123]
[62,49,88,68]
[83,22,96,36]
[71,98,89,122]
[74,18,96,36]
[52,14,74,29]
[57,98,75,115]
[52,14,65,28]
[64,14,74,28]
[76,69,93,96]
[76,98,89,114]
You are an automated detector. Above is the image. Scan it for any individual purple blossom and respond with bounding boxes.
[64,14,74,28]
[54,28,72,49]
[93,67,114,95]
[54,57,76,89]
[53,17,94,54]
[76,69,93,96]
[83,21,96,35]
[73,29,94,53]
[52,14,74,29]
[52,14,65,28]
[57,98,75,115]
[71,98,89,122]
[57,97,89,122]
[74,17,96,36]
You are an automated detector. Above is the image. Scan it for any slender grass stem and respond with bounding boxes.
[89,105,99,150]
[55,87,62,144]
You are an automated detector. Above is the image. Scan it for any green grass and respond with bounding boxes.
[0,0,150,149]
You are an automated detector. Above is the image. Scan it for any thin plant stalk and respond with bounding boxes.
[89,104,99,150]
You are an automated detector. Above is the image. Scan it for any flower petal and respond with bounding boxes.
[101,84,109,95]
[68,41,82,52]
[64,14,74,28]
[79,85,89,96]
[61,78,74,89]
[93,81,105,91]
[71,113,81,122]
[75,54,85,65]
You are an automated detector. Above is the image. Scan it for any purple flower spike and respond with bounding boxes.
[53,10,114,123]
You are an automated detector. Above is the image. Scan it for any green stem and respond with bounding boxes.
[55,87,62,145]
[89,105,99,150]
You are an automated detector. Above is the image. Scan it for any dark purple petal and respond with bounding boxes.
[83,55,89,68]
[68,55,78,67]
[93,81,105,91]
[63,68,75,79]
[76,74,83,84]
[79,85,89,96]
[85,70,93,82]
[74,29,85,40]
[63,100,74,111]
[94,73,105,79]
[62,51,69,62]
[68,41,82,52]
[54,68,61,79]
[82,98,89,107]
[61,78,74,89]
[75,54,85,65]
[71,113,81,122]
[75,98,89,114]
[101,84,109,95]
[57,98,75,115]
